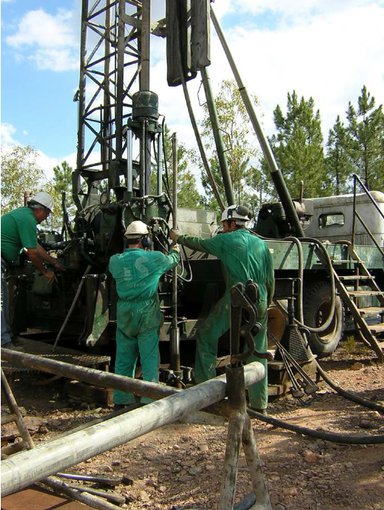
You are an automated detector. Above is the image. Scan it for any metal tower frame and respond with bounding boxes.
[73,0,151,209]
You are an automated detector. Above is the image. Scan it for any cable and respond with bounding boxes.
[247,408,384,444]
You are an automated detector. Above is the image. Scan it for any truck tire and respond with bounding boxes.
[303,280,344,357]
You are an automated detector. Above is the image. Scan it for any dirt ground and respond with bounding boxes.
[2,341,384,510]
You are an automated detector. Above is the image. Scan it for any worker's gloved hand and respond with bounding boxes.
[43,269,58,285]
[171,243,180,253]
[52,259,66,271]
[170,229,180,242]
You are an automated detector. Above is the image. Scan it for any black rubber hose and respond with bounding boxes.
[247,408,384,444]
[316,360,384,413]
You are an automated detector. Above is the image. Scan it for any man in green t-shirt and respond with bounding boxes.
[1,191,65,348]
[109,220,180,408]
[170,205,275,413]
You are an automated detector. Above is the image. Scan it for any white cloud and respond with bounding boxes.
[1,122,19,146]
[6,8,78,71]
[220,0,379,19]
[134,0,383,174]
[200,1,384,139]
[34,150,78,182]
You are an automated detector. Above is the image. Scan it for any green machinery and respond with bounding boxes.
[9,1,383,383]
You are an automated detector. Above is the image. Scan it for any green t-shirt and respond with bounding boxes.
[1,207,38,264]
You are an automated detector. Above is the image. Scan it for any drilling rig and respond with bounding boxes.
[9,1,384,392]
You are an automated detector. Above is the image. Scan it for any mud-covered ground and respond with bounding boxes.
[2,342,384,510]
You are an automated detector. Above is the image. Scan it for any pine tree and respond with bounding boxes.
[326,116,353,194]
[345,85,384,190]
[269,91,328,198]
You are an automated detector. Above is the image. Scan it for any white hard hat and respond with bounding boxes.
[28,191,54,212]
[220,205,251,224]
[124,220,149,238]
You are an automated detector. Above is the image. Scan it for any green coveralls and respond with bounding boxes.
[178,229,274,410]
[1,207,39,345]
[109,248,179,405]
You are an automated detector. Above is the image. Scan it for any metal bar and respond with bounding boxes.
[352,175,358,247]
[1,348,177,401]
[126,126,133,194]
[52,264,92,351]
[115,0,126,159]
[210,6,304,237]
[1,370,34,451]
[57,472,123,486]
[1,363,265,496]
[43,476,122,510]
[156,132,162,195]
[180,77,225,211]
[200,66,234,206]
[170,132,181,377]
[140,0,150,90]
[354,210,384,256]
[62,483,125,505]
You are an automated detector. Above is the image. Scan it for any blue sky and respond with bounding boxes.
[1,0,80,171]
[1,0,384,181]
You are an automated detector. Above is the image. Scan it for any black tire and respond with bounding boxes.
[303,280,344,357]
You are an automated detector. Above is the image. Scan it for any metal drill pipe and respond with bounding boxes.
[1,362,265,496]
[1,348,177,400]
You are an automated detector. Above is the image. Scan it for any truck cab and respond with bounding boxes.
[302,191,384,247]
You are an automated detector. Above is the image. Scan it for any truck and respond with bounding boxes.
[7,1,384,391]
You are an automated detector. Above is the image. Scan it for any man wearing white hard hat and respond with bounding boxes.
[1,191,65,349]
[170,204,275,413]
[109,220,180,409]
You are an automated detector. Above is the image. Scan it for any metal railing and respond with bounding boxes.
[352,174,384,256]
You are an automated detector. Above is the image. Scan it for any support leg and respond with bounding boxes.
[242,415,272,510]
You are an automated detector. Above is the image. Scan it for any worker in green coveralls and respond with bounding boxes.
[170,205,274,413]
[109,220,180,408]
[1,192,65,349]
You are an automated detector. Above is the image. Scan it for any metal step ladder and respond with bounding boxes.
[331,245,384,361]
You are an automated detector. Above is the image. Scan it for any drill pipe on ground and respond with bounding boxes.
[1,362,265,496]
[1,348,177,400]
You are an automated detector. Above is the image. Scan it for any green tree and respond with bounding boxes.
[325,116,354,195]
[198,79,266,214]
[269,91,328,198]
[1,145,45,213]
[345,85,384,190]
